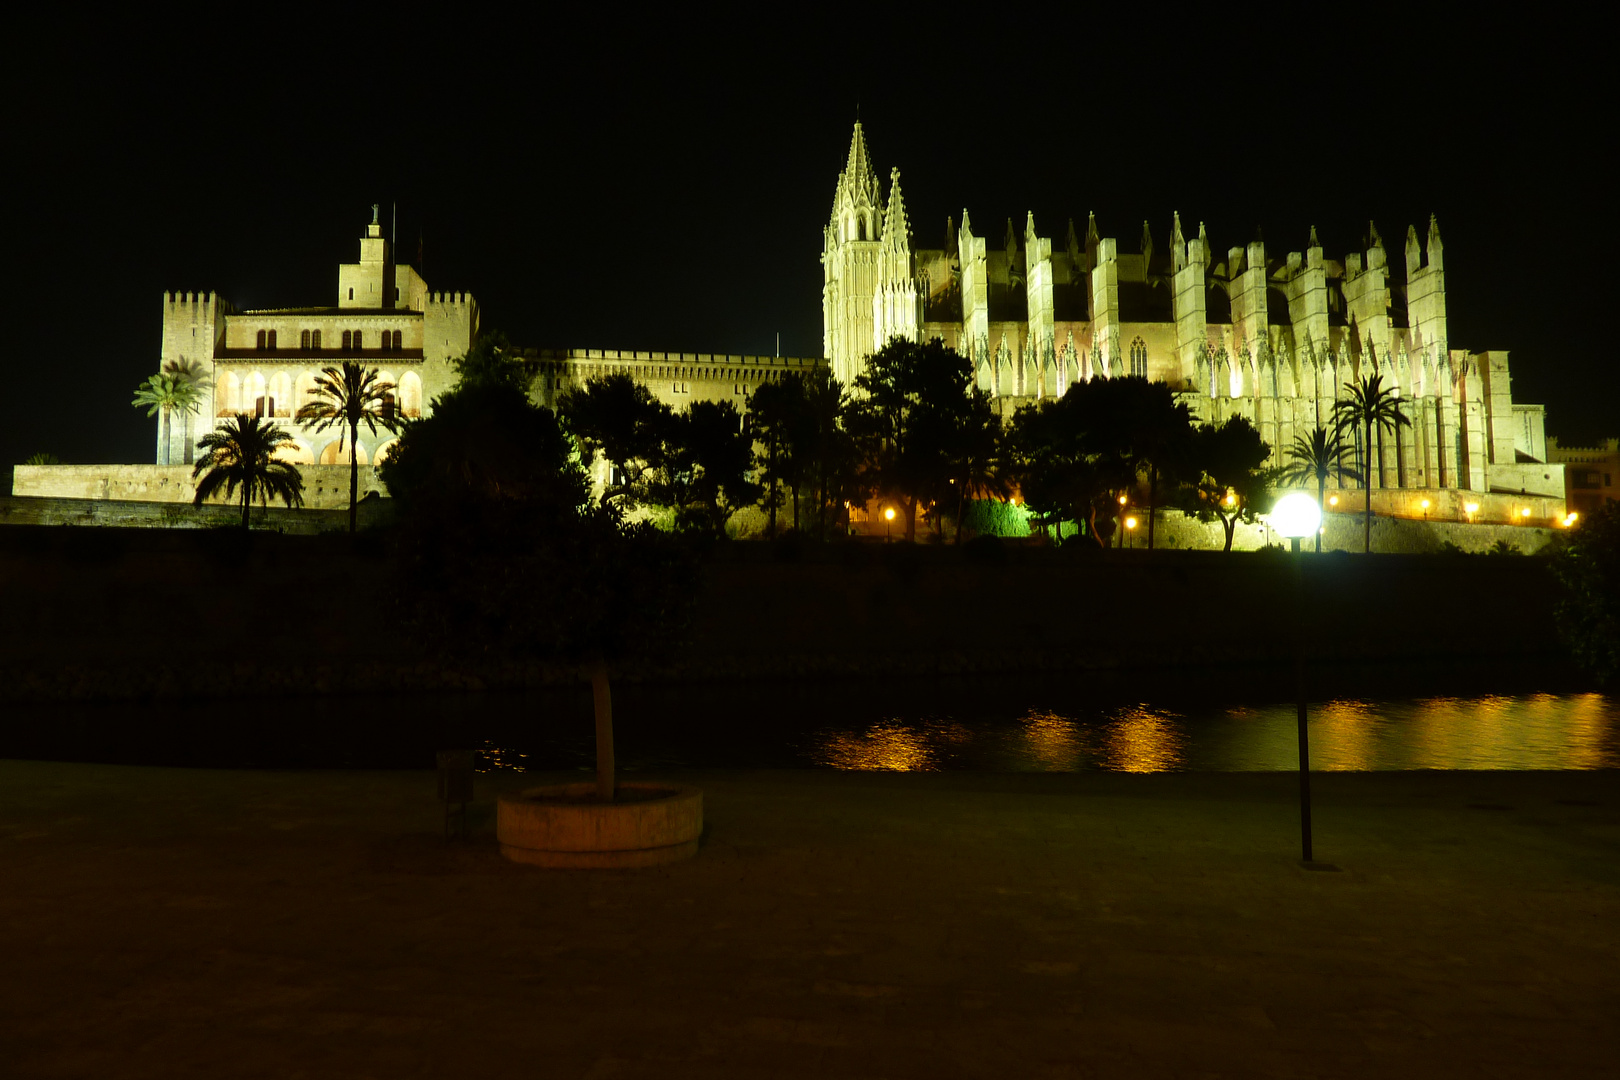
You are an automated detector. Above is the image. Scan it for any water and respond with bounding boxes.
[4,672,1616,772]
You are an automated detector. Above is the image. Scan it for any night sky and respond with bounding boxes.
[6,13,1609,471]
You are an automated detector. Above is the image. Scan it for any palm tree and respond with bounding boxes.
[163,358,214,465]
[1277,425,1361,553]
[192,414,305,529]
[132,374,202,466]
[1332,374,1411,553]
[296,362,399,533]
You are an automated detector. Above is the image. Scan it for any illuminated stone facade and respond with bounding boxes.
[155,208,479,467]
[823,123,1564,517]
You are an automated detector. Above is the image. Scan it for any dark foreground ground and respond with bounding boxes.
[2,763,1617,1078]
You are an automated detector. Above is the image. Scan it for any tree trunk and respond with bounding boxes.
[767,481,777,539]
[1147,466,1158,550]
[1364,418,1374,553]
[348,423,360,534]
[240,483,251,530]
[591,660,615,802]
[954,485,966,544]
[904,495,917,542]
[1315,475,1325,553]
[160,409,171,466]
[1222,514,1236,552]
[792,485,800,533]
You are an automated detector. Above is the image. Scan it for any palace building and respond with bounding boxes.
[153,207,479,468]
[823,122,1563,519]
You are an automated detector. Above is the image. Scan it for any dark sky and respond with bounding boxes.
[5,12,1610,470]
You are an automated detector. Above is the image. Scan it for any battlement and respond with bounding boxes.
[427,291,474,305]
[163,290,231,314]
[528,348,825,367]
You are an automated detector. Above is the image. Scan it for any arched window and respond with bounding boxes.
[391,330,403,350]
[256,329,267,350]
[269,373,292,417]
[300,330,312,349]
[341,330,352,351]
[310,330,321,349]
[246,371,267,417]
[296,370,318,413]
[398,371,422,417]
[1130,337,1148,379]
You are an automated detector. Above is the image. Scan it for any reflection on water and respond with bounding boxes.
[798,692,1620,773]
[810,719,972,771]
[4,674,1615,773]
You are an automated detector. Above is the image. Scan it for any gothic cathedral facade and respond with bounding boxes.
[821,123,1561,508]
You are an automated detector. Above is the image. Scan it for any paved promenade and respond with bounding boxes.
[2,762,1616,1078]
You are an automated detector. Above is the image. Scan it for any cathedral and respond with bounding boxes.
[822,123,1563,517]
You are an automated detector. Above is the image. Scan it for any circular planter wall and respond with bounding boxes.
[497,782,703,868]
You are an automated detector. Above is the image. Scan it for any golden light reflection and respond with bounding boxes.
[1018,710,1084,770]
[1313,699,1381,770]
[1096,705,1185,773]
[813,720,953,771]
[477,739,530,773]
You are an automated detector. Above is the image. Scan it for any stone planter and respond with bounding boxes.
[496,782,703,868]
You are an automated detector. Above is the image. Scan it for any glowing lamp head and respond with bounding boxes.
[884,507,896,521]
[1118,494,1128,505]
[1565,512,1579,527]
[1464,502,1479,514]
[1224,493,1236,507]
[1124,516,1138,530]
[1421,499,1431,510]
[1271,492,1323,540]
[1328,495,1339,507]
[1520,507,1531,519]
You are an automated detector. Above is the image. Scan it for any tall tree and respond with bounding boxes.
[942,388,1007,543]
[450,330,538,396]
[1006,393,1123,546]
[132,373,202,466]
[648,400,761,536]
[1091,376,1194,550]
[849,338,978,541]
[804,368,863,538]
[1277,425,1361,553]
[1178,416,1274,551]
[192,414,305,529]
[1332,374,1411,553]
[559,372,672,509]
[296,362,400,533]
[748,374,814,536]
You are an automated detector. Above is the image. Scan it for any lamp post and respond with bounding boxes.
[1271,492,1324,864]
[1124,516,1137,549]
[884,505,895,543]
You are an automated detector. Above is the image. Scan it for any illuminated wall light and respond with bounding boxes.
[1328,495,1339,507]
[1520,508,1532,519]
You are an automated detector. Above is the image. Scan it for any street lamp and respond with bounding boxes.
[1124,516,1137,548]
[1421,498,1431,521]
[1271,492,1322,555]
[1464,501,1479,523]
[1271,491,1326,866]
[884,505,896,543]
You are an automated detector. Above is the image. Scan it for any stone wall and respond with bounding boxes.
[12,464,386,510]
[0,495,383,533]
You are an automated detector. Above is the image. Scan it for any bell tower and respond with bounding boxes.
[822,123,884,384]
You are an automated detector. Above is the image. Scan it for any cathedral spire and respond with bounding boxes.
[828,122,883,243]
[881,167,912,251]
